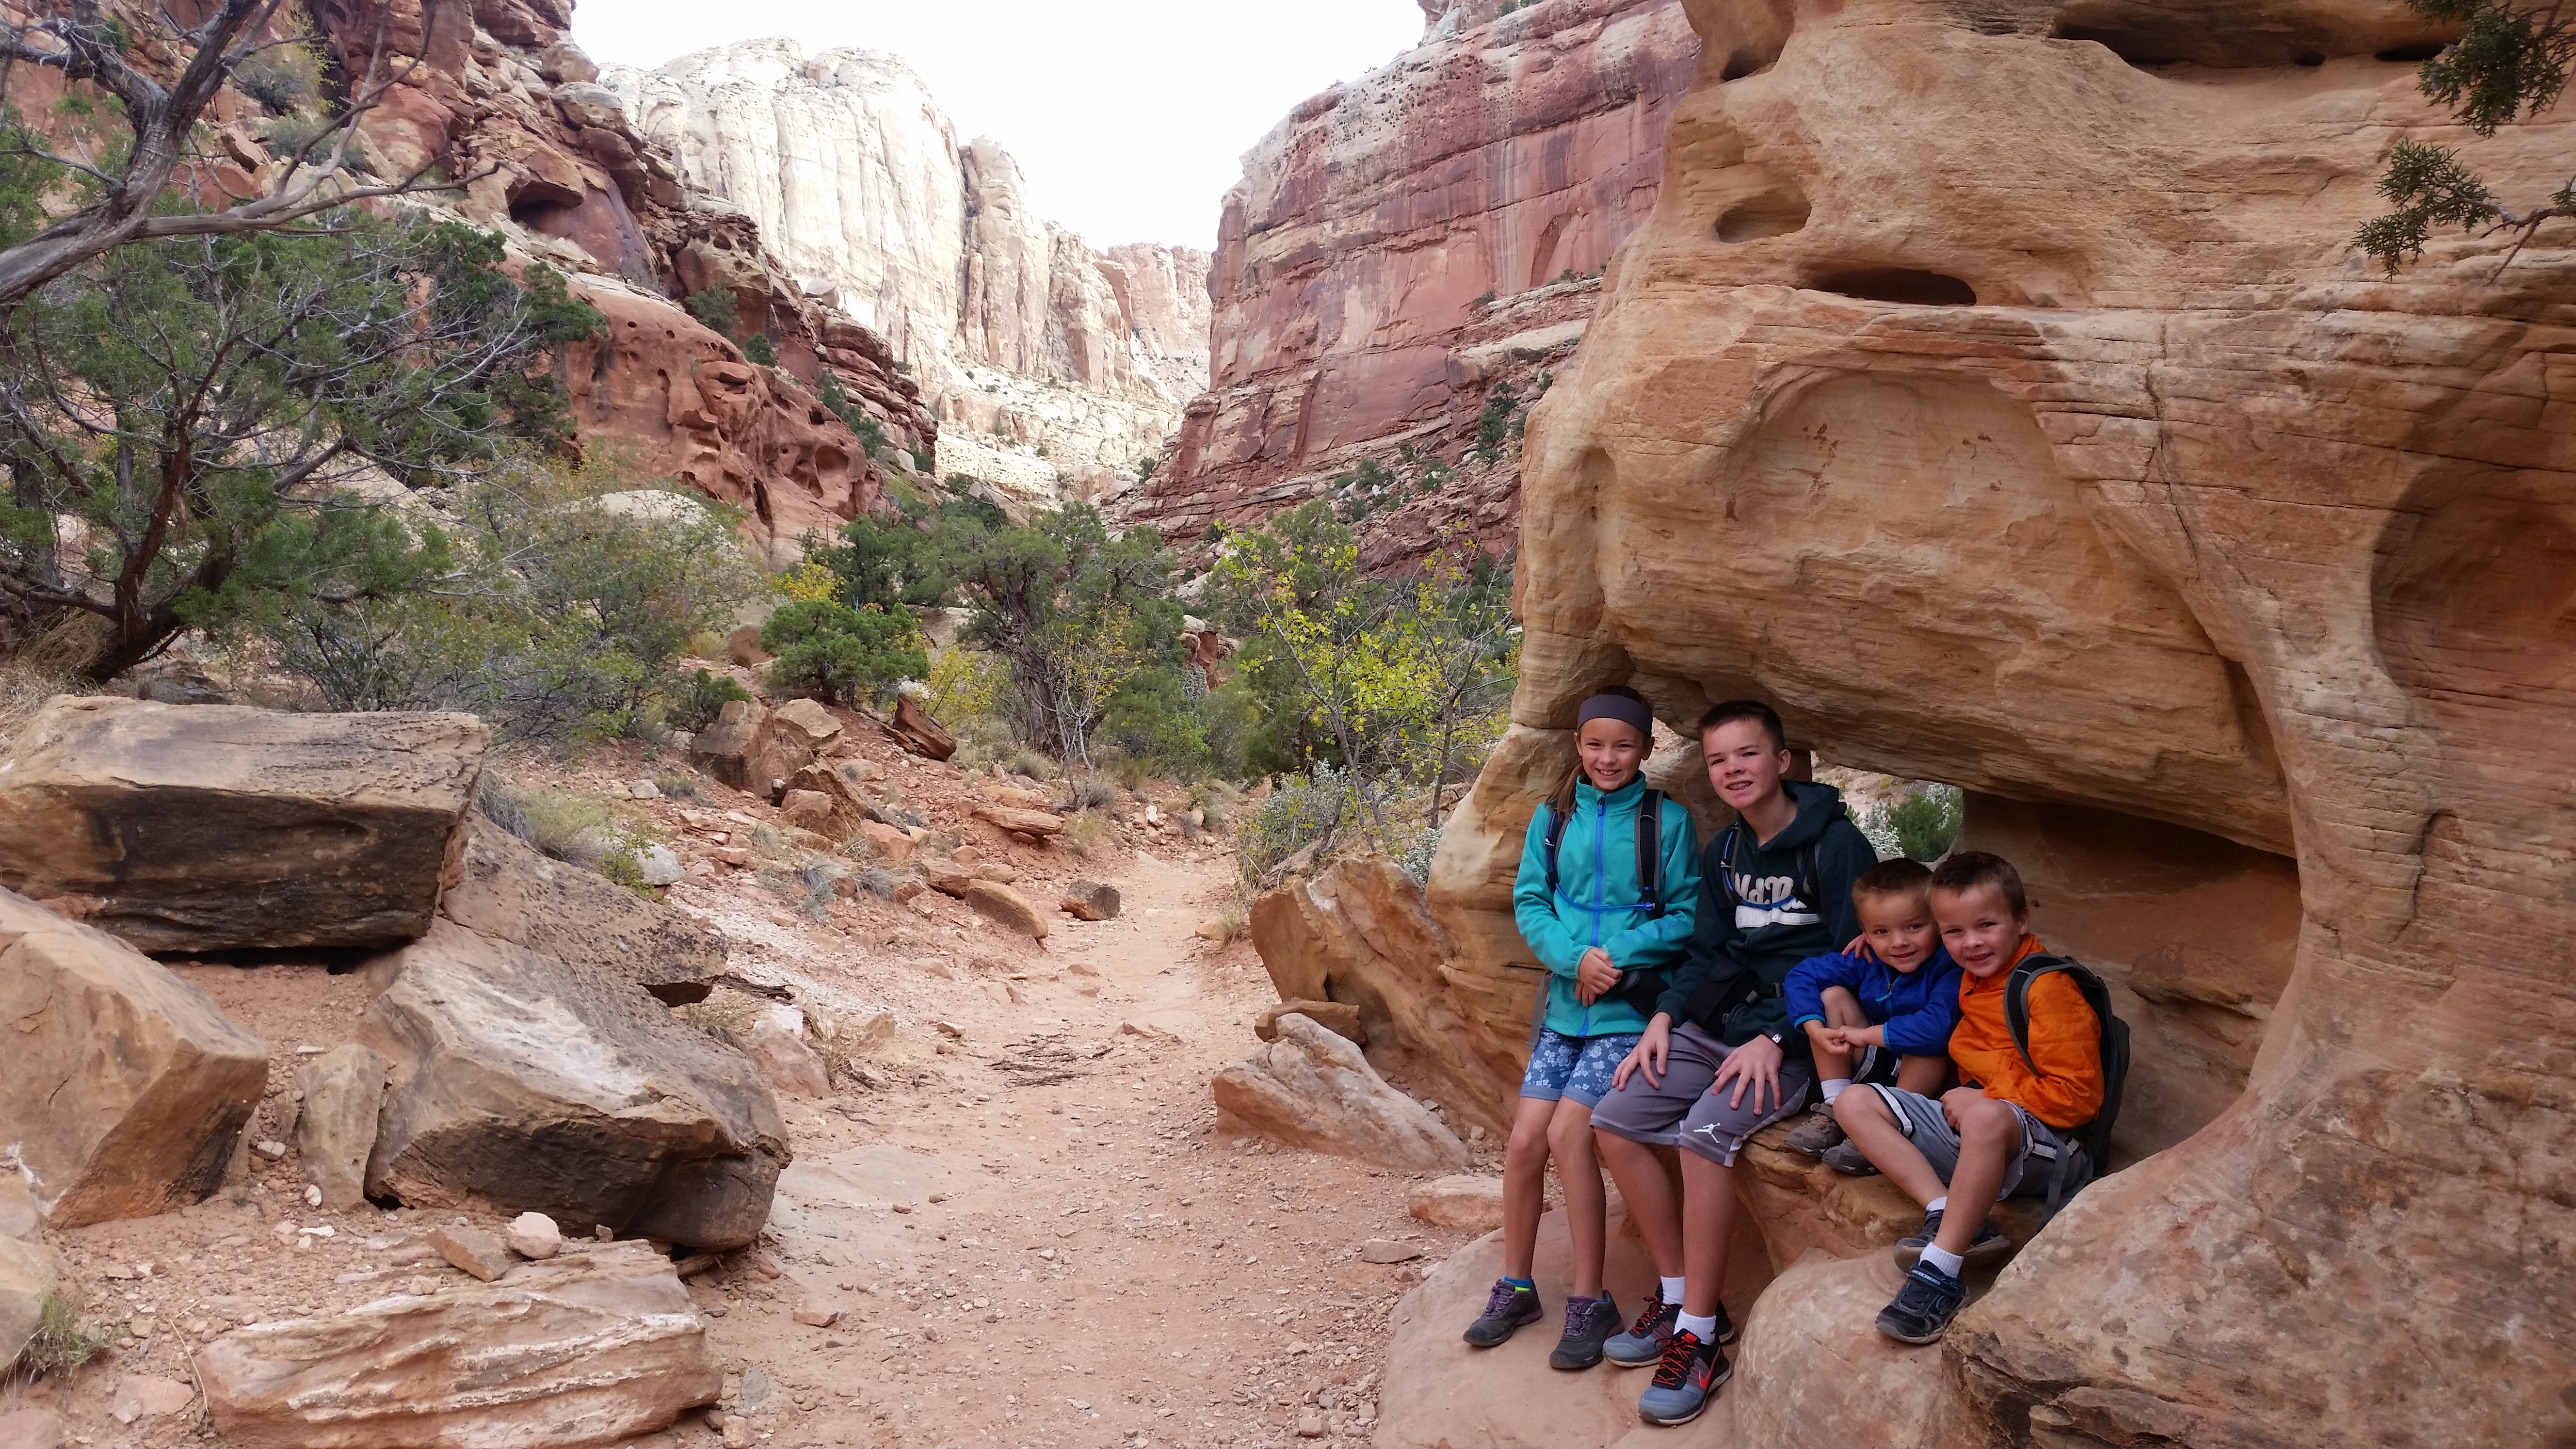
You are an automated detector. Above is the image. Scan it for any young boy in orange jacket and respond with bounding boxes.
[1830,851,2103,1344]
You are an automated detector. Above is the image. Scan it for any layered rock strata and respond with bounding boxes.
[1429,1,2576,1443]
[604,42,1212,501]
[1114,0,1699,562]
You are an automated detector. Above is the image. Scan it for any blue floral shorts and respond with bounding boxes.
[1521,1028,1644,1108]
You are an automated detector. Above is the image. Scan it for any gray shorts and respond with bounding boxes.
[1863,1084,2079,1198]
[1590,1021,1814,1167]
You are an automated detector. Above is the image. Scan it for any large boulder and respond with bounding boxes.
[0,697,485,952]
[436,812,726,1004]
[195,1240,719,1449]
[0,889,267,1228]
[686,699,815,795]
[1211,1013,1470,1173]
[1729,1253,1956,1449]
[361,918,788,1249]
[889,694,954,760]
[1252,856,1522,1134]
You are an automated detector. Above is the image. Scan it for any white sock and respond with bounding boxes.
[1819,1078,1851,1105]
[1919,1244,1965,1278]
[1658,1276,1686,1305]
[1925,1196,1948,1214]
[1675,1311,1718,1342]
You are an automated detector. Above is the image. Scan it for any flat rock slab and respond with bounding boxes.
[1212,1014,1468,1173]
[427,1225,511,1282]
[1407,1175,1506,1232]
[363,918,788,1250]
[0,889,267,1228]
[0,1235,63,1377]
[1256,999,1366,1045]
[109,1374,196,1424]
[0,697,485,952]
[1059,879,1120,920]
[963,881,1047,939]
[437,812,726,1005]
[196,1240,720,1449]
[296,1045,386,1210]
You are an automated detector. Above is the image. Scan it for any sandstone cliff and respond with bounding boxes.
[1113,0,1699,563]
[603,42,1213,504]
[274,0,939,549]
[1428,0,2575,1444]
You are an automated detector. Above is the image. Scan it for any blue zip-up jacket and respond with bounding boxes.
[1783,947,1965,1058]
[1512,773,1701,1039]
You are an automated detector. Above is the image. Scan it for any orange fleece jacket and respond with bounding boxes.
[1949,934,2104,1130]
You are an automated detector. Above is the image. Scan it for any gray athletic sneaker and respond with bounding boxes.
[1892,1208,2012,1271]
[1462,1279,1543,1347]
[1548,1292,1621,1370]
[1820,1139,1880,1175]
[1782,1106,1846,1157]
[1603,1291,1677,1368]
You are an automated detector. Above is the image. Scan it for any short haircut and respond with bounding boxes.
[1697,698,1785,753]
[1929,851,2028,918]
[1852,857,1933,904]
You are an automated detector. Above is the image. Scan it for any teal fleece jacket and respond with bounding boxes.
[1512,773,1703,1039]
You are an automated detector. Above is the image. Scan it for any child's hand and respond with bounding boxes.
[1940,1085,1989,1132]
[1842,933,1872,961]
[1613,1015,1671,1091]
[1575,948,1620,1005]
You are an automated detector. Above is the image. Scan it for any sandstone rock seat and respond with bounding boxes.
[194,1240,719,1449]
[1212,1012,1470,1173]
[0,697,485,952]
[362,918,788,1249]
[0,889,268,1229]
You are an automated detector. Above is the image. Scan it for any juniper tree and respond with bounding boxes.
[2358,0,2576,273]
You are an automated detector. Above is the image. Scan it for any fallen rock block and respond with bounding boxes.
[196,1240,720,1449]
[362,918,789,1250]
[926,862,976,898]
[0,697,485,952]
[435,813,726,1006]
[1407,1175,1507,1233]
[734,1004,831,1098]
[1060,879,1121,920]
[108,1375,195,1425]
[858,819,915,864]
[0,1236,63,1378]
[769,698,842,752]
[0,889,267,1228]
[964,881,1047,939]
[1212,1014,1470,1173]
[790,1299,841,1328]
[889,695,955,761]
[688,700,815,796]
[1360,1239,1423,1264]
[972,805,1063,839]
[506,1213,564,1261]
[780,789,837,835]
[426,1225,511,1282]
[1256,999,1366,1046]
[295,1045,387,1210]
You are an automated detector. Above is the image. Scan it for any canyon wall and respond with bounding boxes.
[1112,0,1699,564]
[604,43,1212,505]
[277,0,938,550]
[1428,0,2576,1444]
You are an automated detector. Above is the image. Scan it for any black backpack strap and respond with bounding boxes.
[1713,820,1743,902]
[2002,954,2069,1076]
[1634,788,1665,918]
[1541,800,1570,895]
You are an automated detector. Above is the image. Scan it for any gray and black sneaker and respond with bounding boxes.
[1892,1208,2013,1271]
[1781,1105,1845,1157]
[1820,1139,1880,1175]
[1876,1262,1967,1344]
[1548,1292,1621,1370]
[1462,1278,1543,1347]
[1602,1291,1677,1368]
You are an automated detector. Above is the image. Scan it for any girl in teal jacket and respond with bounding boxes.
[1462,685,1701,1369]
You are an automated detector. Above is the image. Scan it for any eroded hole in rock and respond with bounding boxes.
[2377,42,2447,62]
[2055,24,2182,66]
[508,197,580,235]
[1716,184,1811,242]
[1807,268,1976,306]
[1719,48,1770,81]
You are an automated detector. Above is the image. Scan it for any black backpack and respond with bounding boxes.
[1539,789,1678,1017]
[2004,954,2132,1220]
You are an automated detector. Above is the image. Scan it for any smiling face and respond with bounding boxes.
[1701,718,1790,816]
[1577,717,1649,792]
[1932,881,2029,980]
[1854,890,1939,972]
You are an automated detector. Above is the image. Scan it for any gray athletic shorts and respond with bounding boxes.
[1862,1084,2079,1198]
[1590,1021,1814,1167]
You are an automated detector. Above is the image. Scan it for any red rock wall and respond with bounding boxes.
[1113,0,1700,559]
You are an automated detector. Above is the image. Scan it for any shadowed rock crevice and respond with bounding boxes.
[1805,267,1978,305]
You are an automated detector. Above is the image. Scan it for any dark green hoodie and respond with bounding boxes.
[1652,778,1878,1048]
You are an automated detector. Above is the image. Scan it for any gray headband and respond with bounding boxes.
[1576,693,1654,738]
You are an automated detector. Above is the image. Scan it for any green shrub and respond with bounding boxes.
[15,1292,110,1379]
[742,334,777,367]
[668,668,752,733]
[235,42,321,113]
[1886,784,1964,863]
[761,600,927,707]
[653,772,701,799]
[684,287,740,336]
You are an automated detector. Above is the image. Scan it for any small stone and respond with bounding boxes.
[108,1375,195,1425]
[1360,1239,1423,1264]
[634,844,684,886]
[1060,879,1121,921]
[791,1300,841,1327]
[1296,1414,1326,1437]
[630,780,662,800]
[425,1225,511,1282]
[716,847,751,868]
[253,1140,289,1160]
[504,1212,563,1260]
[303,1184,322,1207]
[721,1415,755,1449]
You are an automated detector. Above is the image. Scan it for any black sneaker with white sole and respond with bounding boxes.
[1876,1262,1967,1344]
[1548,1292,1622,1370]
[1462,1279,1543,1347]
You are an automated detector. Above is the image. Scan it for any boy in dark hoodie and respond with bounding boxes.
[1588,699,1877,1427]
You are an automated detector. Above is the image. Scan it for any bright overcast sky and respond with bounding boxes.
[570,0,1429,251]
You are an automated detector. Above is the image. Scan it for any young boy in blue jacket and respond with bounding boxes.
[1465,686,1700,1370]
[1777,858,1962,1172]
